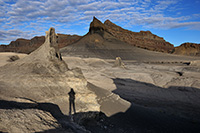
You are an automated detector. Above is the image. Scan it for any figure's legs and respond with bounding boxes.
[69,100,72,116]
[72,100,76,114]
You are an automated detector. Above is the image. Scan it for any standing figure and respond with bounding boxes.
[68,88,76,115]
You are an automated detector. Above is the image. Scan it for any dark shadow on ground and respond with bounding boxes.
[112,78,200,118]
[1,78,200,133]
[108,78,200,133]
[0,100,86,133]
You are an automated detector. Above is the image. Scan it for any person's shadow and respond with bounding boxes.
[68,88,76,116]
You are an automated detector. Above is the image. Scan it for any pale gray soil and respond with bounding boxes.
[1,32,200,132]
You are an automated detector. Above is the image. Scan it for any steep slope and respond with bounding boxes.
[173,42,200,56]
[61,17,197,61]
[104,20,174,53]
[0,34,81,54]
[0,27,130,132]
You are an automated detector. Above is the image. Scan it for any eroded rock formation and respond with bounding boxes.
[89,16,106,36]
[0,27,130,132]
[61,17,178,60]
[173,43,200,56]
[104,20,174,53]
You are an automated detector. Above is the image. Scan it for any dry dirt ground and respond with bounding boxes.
[1,52,200,132]
[63,56,200,132]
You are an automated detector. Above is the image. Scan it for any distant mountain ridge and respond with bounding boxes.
[60,17,195,61]
[173,42,200,56]
[0,34,81,54]
[104,20,174,53]
[0,17,199,56]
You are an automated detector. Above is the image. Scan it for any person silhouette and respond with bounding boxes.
[68,88,76,115]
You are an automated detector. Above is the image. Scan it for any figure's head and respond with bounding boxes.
[71,88,74,91]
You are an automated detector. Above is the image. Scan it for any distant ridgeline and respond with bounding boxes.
[0,17,199,56]
[0,34,81,54]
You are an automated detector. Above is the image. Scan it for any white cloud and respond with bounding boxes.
[0,0,200,43]
[157,22,200,29]
[0,29,34,43]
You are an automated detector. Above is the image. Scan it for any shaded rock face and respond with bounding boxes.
[89,17,106,36]
[104,20,174,53]
[0,34,81,54]
[173,43,200,56]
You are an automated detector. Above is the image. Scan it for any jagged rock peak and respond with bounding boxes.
[89,16,105,34]
[104,19,114,25]
[104,19,119,28]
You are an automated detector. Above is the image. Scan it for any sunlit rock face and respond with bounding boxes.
[0,27,101,114]
[173,43,200,56]
[104,19,174,53]
[114,57,126,68]
[0,27,130,132]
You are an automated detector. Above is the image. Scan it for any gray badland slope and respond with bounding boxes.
[61,17,199,62]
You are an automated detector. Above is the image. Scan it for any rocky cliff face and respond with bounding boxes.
[173,43,200,56]
[89,17,106,36]
[61,17,187,60]
[104,20,174,53]
[0,34,81,54]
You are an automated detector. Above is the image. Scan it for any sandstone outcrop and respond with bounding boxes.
[61,17,137,59]
[0,34,81,54]
[0,27,130,132]
[104,20,174,53]
[61,17,184,60]
[173,43,200,56]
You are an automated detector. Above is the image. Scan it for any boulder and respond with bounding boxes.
[114,57,125,68]
[9,55,20,62]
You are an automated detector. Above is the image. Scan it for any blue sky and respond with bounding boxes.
[0,0,200,46]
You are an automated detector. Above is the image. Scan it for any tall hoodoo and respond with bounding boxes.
[45,27,62,60]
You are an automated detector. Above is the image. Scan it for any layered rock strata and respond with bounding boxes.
[104,20,174,53]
